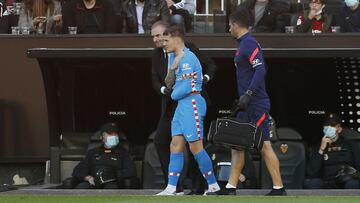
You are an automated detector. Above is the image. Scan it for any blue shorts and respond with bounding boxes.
[236,105,271,141]
[171,94,206,142]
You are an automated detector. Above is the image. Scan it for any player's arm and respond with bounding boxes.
[171,56,198,101]
[244,40,267,94]
[237,41,266,110]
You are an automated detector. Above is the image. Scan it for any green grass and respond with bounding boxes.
[0,196,360,203]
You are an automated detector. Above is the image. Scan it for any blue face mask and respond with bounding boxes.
[105,136,119,148]
[323,126,337,139]
[345,0,358,7]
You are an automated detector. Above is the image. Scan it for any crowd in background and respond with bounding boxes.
[0,0,359,34]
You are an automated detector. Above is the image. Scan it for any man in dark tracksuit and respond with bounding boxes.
[151,21,216,194]
[304,113,360,189]
[72,123,136,189]
[212,9,285,196]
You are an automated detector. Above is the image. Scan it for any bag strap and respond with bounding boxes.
[256,113,266,127]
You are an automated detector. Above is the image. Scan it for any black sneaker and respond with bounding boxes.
[204,188,236,195]
[266,188,287,196]
[186,190,204,195]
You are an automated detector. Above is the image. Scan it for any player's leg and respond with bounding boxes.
[156,135,186,195]
[184,96,220,194]
[257,113,285,196]
[188,140,220,193]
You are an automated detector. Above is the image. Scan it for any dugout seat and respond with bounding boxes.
[261,128,306,189]
[142,132,166,189]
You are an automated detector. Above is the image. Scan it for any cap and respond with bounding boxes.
[100,122,120,134]
[323,113,342,126]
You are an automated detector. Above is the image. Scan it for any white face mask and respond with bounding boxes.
[345,0,358,7]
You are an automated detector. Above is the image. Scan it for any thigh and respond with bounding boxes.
[182,97,206,142]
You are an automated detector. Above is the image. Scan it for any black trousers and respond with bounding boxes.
[154,112,206,192]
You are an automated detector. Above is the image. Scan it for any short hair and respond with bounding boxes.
[229,9,250,29]
[151,20,170,30]
[163,25,184,40]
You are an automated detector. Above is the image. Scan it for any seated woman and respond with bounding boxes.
[296,0,333,33]
[18,0,62,34]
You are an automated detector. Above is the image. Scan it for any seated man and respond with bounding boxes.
[72,122,137,189]
[304,113,360,189]
[62,0,116,34]
[338,0,360,32]
[122,0,170,34]
[237,0,290,32]
[296,0,333,33]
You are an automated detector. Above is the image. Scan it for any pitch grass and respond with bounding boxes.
[0,196,360,203]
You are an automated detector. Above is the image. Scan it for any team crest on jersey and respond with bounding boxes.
[251,58,262,68]
[182,63,192,71]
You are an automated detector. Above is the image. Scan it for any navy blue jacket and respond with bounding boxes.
[338,5,360,32]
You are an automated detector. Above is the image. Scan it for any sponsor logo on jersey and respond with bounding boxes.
[251,58,262,68]
[182,63,191,71]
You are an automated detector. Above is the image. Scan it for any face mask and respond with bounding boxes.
[345,0,358,7]
[323,126,337,139]
[105,136,119,148]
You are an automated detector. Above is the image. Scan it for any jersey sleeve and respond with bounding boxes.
[243,40,267,93]
[171,53,199,101]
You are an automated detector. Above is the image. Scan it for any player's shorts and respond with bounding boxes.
[171,94,206,142]
[236,104,271,141]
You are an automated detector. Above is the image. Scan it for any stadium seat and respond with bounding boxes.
[342,128,360,156]
[261,128,306,189]
[142,132,166,189]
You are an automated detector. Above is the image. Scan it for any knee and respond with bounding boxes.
[170,138,182,152]
[189,141,203,155]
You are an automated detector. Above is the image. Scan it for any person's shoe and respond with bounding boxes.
[266,188,287,196]
[155,189,176,196]
[175,191,185,195]
[186,190,204,195]
[204,188,236,195]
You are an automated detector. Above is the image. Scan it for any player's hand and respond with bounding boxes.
[171,51,184,70]
[237,94,251,111]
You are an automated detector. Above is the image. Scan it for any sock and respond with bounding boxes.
[167,152,184,191]
[225,183,236,189]
[273,186,283,189]
[194,149,217,186]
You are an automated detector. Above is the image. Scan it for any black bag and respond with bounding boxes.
[208,113,266,151]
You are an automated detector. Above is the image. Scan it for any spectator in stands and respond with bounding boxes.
[237,0,290,32]
[166,0,195,32]
[296,0,334,33]
[151,21,216,195]
[123,0,170,34]
[18,0,62,34]
[72,122,137,189]
[304,113,360,189]
[61,0,116,34]
[338,0,360,32]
